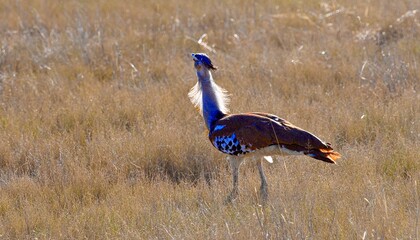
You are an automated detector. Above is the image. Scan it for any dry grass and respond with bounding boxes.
[0,0,419,239]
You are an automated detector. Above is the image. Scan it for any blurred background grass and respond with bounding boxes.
[0,0,419,238]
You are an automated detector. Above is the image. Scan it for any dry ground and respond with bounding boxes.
[0,0,419,239]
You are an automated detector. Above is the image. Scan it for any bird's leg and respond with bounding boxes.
[225,156,242,203]
[257,157,268,204]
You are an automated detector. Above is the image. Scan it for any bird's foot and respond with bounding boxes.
[224,190,239,204]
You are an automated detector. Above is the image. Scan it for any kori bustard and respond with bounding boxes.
[189,53,341,203]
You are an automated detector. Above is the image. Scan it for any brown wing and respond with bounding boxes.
[210,113,332,151]
[249,112,333,150]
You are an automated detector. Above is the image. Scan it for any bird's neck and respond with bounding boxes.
[199,72,226,130]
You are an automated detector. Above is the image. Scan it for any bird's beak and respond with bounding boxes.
[191,53,198,61]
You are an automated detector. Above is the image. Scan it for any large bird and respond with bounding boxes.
[189,53,341,203]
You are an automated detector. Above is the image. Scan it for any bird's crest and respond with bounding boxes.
[192,53,217,70]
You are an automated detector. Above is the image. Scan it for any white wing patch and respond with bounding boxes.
[263,156,273,163]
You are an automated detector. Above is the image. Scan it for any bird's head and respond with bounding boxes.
[192,53,217,71]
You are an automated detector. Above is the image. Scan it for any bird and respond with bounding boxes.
[188,53,341,203]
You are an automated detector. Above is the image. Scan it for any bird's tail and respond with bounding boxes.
[305,148,341,164]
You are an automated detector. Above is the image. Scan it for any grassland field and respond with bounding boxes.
[0,0,419,239]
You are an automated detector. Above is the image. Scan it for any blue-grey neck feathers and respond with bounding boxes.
[189,53,229,130]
